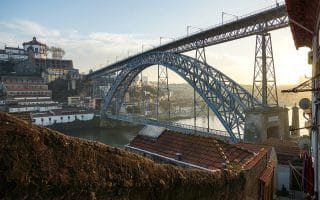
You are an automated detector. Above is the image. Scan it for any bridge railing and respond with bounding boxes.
[105,113,230,139]
[146,1,286,48]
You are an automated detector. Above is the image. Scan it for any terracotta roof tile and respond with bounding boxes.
[259,160,276,183]
[285,0,320,48]
[235,143,273,159]
[262,138,303,156]
[243,148,269,170]
[128,130,262,170]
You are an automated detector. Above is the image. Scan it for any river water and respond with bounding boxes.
[60,108,309,148]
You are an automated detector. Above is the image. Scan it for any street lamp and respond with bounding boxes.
[187,25,203,36]
[222,12,238,24]
[159,36,175,45]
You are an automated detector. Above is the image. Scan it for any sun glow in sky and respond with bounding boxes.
[0,0,311,85]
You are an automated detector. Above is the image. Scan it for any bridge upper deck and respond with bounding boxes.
[87,3,288,79]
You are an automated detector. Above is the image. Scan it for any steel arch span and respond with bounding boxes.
[103,52,261,142]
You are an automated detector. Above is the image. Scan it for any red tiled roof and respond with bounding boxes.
[6,89,50,92]
[285,0,320,48]
[261,138,304,166]
[262,138,302,156]
[128,130,266,170]
[243,148,269,170]
[259,160,276,184]
[236,143,273,155]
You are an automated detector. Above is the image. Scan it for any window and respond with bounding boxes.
[49,118,51,121]
[41,118,44,122]
[60,117,63,120]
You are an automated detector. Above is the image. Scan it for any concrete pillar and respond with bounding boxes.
[291,105,300,137]
[244,107,289,143]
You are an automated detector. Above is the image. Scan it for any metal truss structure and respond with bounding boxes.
[139,72,145,114]
[281,74,320,93]
[87,3,288,79]
[86,3,288,143]
[252,33,279,106]
[157,65,170,120]
[193,44,210,130]
[102,52,261,142]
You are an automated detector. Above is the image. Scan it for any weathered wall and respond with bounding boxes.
[0,113,246,199]
[244,107,289,143]
[244,152,268,200]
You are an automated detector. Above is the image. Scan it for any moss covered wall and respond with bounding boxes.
[244,152,268,200]
[0,112,247,199]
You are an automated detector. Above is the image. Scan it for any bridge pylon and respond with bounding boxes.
[194,44,210,132]
[244,33,290,143]
[156,65,170,120]
[252,32,278,107]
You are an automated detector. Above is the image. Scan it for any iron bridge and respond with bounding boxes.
[87,3,289,143]
[105,113,230,141]
[87,3,288,79]
[103,52,261,143]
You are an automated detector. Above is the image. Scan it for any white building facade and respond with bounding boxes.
[32,111,95,126]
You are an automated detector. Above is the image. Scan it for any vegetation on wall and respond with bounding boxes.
[0,112,247,199]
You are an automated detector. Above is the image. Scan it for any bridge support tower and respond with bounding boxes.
[245,33,289,143]
[193,44,210,132]
[157,65,170,120]
[252,32,278,106]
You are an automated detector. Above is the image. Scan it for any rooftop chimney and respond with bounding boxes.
[175,153,182,161]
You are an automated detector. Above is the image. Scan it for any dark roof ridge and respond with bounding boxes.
[23,37,47,47]
[211,139,230,164]
[243,148,268,169]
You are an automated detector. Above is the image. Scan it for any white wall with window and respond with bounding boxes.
[33,113,94,126]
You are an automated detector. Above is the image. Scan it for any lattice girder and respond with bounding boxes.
[103,52,260,142]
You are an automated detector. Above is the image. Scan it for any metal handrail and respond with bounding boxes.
[105,113,228,137]
[167,2,286,43]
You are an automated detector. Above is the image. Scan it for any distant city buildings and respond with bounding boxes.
[0,37,48,61]
[0,37,81,84]
[0,37,98,127]
[22,37,48,59]
[0,46,28,61]
[0,75,52,99]
[32,109,94,126]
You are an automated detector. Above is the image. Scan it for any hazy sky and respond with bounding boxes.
[0,0,311,85]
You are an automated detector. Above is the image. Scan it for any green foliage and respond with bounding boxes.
[126,105,141,114]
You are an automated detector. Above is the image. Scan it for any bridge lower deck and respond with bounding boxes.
[104,113,232,142]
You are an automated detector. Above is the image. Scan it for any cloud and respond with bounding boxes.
[0,20,308,85]
[0,20,157,73]
[0,20,61,38]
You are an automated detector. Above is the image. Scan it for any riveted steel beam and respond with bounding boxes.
[103,52,261,142]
